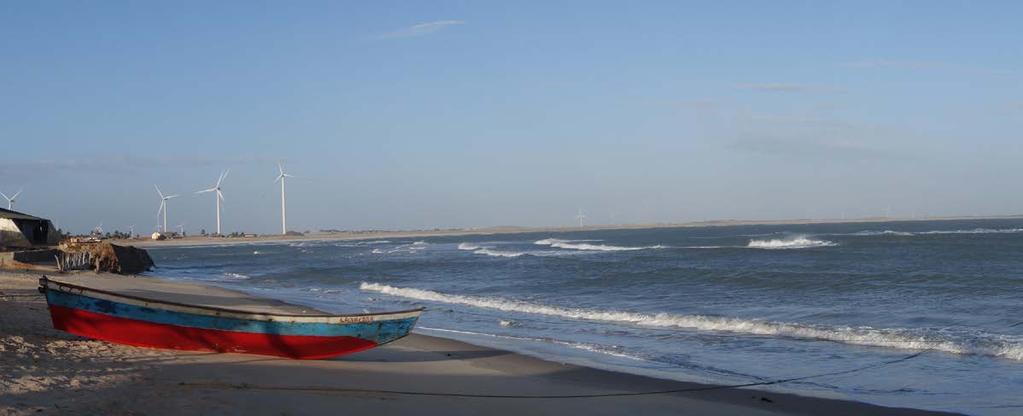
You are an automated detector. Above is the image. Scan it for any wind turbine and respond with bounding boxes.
[128,224,135,237]
[197,170,229,235]
[275,162,294,235]
[1,189,23,210]
[575,208,587,228]
[154,185,179,234]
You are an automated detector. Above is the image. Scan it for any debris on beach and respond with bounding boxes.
[58,241,155,275]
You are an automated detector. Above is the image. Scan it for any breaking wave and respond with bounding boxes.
[534,238,665,252]
[457,243,480,251]
[747,236,837,249]
[918,228,1023,235]
[457,242,526,257]
[361,283,1023,361]
[475,248,526,258]
[845,228,1023,237]
[849,230,916,237]
[534,238,600,245]
[372,241,429,255]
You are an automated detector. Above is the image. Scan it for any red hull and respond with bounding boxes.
[49,305,379,359]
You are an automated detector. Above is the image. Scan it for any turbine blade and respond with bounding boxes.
[166,194,179,199]
[217,169,230,186]
[196,188,216,194]
[11,189,22,199]
[278,162,284,176]
[0,192,7,201]
[217,189,224,202]
[154,184,164,198]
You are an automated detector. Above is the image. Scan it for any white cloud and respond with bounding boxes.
[378,20,465,39]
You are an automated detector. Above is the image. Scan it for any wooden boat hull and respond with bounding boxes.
[40,278,422,359]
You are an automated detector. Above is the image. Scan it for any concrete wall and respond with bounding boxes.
[0,218,31,249]
[13,249,59,265]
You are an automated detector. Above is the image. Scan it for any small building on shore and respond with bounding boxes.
[0,207,60,250]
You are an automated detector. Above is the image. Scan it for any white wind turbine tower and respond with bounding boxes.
[1,189,23,210]
[196,170,229,235]
[154,185,179,234]
[575,208,587,228]
[275,162,294,235]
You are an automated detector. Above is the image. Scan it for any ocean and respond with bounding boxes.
[148,219,1023,415]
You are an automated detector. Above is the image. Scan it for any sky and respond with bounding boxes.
[1,1,1021,234]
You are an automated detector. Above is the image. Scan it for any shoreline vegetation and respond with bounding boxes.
[118,214,1023,248]
[0,271,957,415]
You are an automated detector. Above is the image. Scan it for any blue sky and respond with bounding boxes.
[1,1,1020,233]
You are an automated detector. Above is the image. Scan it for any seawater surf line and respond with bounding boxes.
[360,282,1023,361]
[533,238,665,252]
[419,326,645,361]
[176,351,925,399]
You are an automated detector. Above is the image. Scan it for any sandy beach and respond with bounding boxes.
[0,270,957,415]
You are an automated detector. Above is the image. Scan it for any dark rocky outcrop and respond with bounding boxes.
[87,243,155,275]
[12,249,60,265]
[58,241,155,275]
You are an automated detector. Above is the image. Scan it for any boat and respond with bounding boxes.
[38,276,423,359]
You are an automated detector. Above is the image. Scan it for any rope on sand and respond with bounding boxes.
[177,351,925,399]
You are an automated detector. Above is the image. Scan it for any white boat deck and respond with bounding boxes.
[45,272,322,315]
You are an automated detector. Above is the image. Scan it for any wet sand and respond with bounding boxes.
[0,271,958,415]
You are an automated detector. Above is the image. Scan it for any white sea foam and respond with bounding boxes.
[845,228,1023,237]
[222,272,251,280]
[371,241,429,255]
[849,230,916,237]
[551,242,645,251]
[917,228,1023,235]
[747,236,837,249]
[533,238,603,245]
[362,283,1023,361]
[534,238,664,252]
[474,248,526,258]
[419,326,646,361]
[458,242,526,257]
